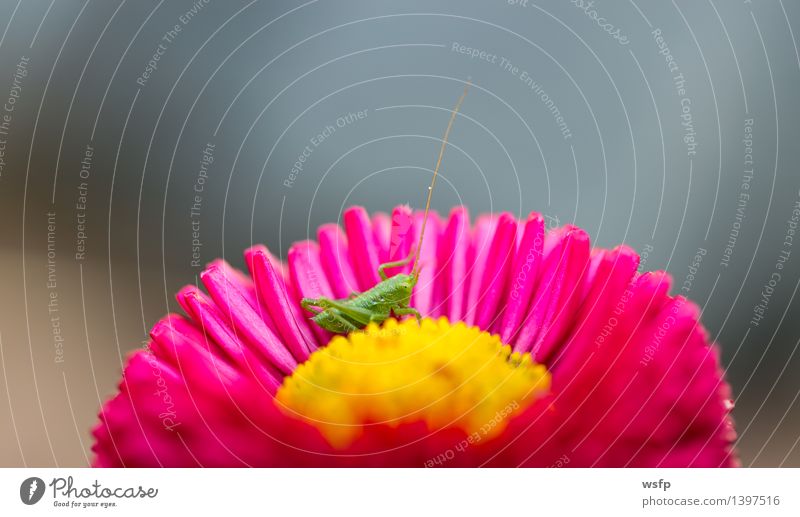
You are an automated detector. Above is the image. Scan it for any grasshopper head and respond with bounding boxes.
[391,273,417,305]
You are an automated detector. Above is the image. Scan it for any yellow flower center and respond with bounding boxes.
[276,317,550,449]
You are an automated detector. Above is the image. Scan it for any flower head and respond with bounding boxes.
[92,205,737,467]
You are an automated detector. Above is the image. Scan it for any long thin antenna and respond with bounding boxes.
[412,79,471,278]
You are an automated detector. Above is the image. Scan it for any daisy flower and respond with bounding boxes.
[91,205,737,467]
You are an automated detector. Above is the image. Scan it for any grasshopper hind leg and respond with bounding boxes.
[305,297,380,326]
[316,311,360,334]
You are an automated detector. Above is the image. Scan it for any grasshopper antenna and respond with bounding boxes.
[412,79,471,279]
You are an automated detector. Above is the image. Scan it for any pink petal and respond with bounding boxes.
[317,223,360,299]
[439,206,471,321]
[372,212,391,263]
[206,259,279,334]
[92,352,190,467]
[551,246,640,378]
[473,213,517,331]
[573,295,734,467]
[513,227,590,360]
[344,206,381,290]
[175,285,282,392]
[499,213,545,343]
[200,264,301,373]
[386,204,414,277]
[532,228,591,362]
[288,241,334,345]
[464,214,499,326]
[150,314,239,386]
[244,247,317,360]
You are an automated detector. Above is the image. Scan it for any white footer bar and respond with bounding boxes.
[1,468,798,516]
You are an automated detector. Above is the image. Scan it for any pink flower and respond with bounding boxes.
[92,206,737,467]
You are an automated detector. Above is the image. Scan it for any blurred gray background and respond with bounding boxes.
[0,0,798,466]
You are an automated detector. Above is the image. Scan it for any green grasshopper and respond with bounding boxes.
[301,81,470,334]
